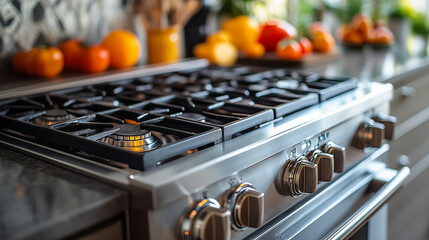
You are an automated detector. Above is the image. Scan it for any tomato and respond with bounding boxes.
[298,37,313,55]
[13,47,64,78]
[31,47,64,77]
[312,31,335,53]
[102,30,141,69]
[24,49,39,75]
[80,46,111,73]
[258,20,297,52]
[276,39,302,60]
[59,40,111,73]
[59,39,82,70]
[12,51,27,73]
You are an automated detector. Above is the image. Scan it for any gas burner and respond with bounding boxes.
[34,109,73,126]
[179,113,206,122]
[100,124,161,152]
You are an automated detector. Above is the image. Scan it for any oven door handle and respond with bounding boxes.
[322,166,410,240]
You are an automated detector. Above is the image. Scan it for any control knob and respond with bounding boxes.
[279,156,318,198]
[372,113,396,140]
[354,120,385,149]
[307,149,334,182]
[182,198,231,240]
[321,141,346,173]
[224,183,264,231]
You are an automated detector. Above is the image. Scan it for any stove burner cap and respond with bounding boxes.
[180,113,206,122]
[111,124,152,140]
[34,109,72,125]
[101,124,161,152]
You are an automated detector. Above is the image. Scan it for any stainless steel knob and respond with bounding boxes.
[279,156,318,198]
[322,141,346,173]
[182,198,231,240]
[224,183,264,231]
[354,120,385,149]
[307,149,334,182]
[372,113,396,140]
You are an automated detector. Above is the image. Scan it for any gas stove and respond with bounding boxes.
[0,60,408,240]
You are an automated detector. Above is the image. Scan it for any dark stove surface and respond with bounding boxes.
[0,65,357,171]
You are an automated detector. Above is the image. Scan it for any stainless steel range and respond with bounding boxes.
[0,60,409,240]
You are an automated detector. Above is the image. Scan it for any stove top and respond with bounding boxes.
[0,65,357,171]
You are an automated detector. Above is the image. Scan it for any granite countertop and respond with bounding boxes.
[0,146,128,240]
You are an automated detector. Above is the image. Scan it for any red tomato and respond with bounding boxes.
[80,46,111,74]
[298,37,313,55]
[13,47,64,78]
[258,20,297,52]
[30,47,64,78]
[59,39,82,70]
[59,40,111,73]
[275,39,302,61]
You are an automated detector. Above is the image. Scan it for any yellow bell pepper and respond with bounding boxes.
[221,16,260,50]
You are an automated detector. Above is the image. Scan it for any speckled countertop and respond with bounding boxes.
[0,146,128,240]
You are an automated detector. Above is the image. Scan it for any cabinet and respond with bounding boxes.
[388,70,429,240]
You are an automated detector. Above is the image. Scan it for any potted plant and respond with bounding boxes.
[388,0,412,44]
[410,12,429,56]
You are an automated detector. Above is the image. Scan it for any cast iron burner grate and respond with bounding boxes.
[44,108,222,170]
[0,64,357,171]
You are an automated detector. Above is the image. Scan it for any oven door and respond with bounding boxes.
[245,144,410,240]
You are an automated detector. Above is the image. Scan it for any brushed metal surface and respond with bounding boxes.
[0,81,393,240]
[130,82,393,210]
[246,145,391,240]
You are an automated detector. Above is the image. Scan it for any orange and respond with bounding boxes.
[102,30,140,69]
[242,42,265,58]
[312,31,335,53]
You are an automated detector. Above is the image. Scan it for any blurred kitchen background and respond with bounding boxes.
[0,0,429,240]
[0,0,428,71]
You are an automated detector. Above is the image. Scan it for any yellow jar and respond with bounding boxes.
[147,27,181,64]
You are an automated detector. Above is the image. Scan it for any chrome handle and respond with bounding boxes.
[321,166,410,240]
[400,86,415,97]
